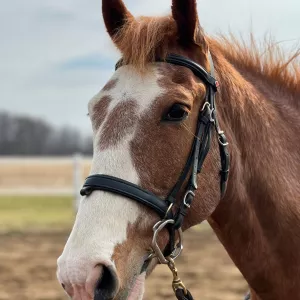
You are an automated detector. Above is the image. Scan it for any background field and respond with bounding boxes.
[0,159,248,300]
[0,157,91,195]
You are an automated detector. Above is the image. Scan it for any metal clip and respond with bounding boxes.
[167,257,188,295]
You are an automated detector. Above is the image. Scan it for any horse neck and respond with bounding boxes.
[208,49,300,299]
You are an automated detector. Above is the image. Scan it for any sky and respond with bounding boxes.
[1,0,299,134]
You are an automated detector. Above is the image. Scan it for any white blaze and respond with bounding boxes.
[57,65,164,286]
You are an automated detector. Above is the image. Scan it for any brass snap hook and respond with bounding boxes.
[166,257,188,296]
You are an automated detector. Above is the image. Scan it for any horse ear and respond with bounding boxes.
[102,0,133,38]
[171,0,206,47]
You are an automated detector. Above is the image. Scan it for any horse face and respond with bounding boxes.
[57,1,221,299]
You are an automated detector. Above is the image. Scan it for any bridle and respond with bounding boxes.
[80,53,230,300]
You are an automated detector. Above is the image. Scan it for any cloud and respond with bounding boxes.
[0,0,299,134]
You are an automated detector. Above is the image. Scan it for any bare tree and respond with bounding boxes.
[0,111,93,156]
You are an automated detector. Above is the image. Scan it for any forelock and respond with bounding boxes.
[113,16,177,71]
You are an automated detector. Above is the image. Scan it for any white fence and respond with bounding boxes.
[0,155,92,208]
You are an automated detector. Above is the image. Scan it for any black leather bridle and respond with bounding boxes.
[80,53,230,300]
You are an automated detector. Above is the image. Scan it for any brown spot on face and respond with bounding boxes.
[102,79,119,91]
[99,99,138,150]
[92,96,112,130]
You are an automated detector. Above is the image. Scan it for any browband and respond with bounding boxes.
[158,54,218,91]
[115,54,218,91]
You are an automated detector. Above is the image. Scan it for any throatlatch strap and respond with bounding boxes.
[219,132,230,197]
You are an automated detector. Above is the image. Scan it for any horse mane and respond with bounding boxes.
[114,16,300,96]
[211,34,300,97]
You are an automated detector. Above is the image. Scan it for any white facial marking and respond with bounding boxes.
[57,65,164,293]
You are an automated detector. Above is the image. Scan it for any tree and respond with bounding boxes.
[0,111,93,156]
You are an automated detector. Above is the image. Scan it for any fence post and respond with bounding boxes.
[73,153,83,212]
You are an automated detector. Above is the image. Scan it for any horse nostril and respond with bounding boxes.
[61,283,65,290]
[94,265,119,300]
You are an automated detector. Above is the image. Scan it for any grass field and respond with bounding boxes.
[0,195,74,231]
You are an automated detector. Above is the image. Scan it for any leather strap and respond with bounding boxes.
[218,132,230,196]
[213,110,230,198]
[162,54,218,91]
[173,104,214,229]
[80,175,172,219]
[175,289,194,300]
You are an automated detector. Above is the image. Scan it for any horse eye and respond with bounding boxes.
[163,104,189,122]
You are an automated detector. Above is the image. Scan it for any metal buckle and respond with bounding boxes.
[218,137,229,146]
[218,131,229,146]
[201,102,215,122]
[201,101,210,111]
[183,190,195,208]
[151,219,183,264]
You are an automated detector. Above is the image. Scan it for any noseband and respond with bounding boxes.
[80,53,230,300]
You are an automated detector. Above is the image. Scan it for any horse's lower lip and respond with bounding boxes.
[127,272,146,300]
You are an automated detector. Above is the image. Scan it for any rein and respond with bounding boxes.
[80,53,230,300]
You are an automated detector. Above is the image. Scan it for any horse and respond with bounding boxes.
[56,1,300,299]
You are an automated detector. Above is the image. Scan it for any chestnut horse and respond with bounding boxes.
[57,1,300,299]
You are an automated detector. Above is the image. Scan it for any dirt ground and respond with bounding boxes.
[0,228,248,300]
